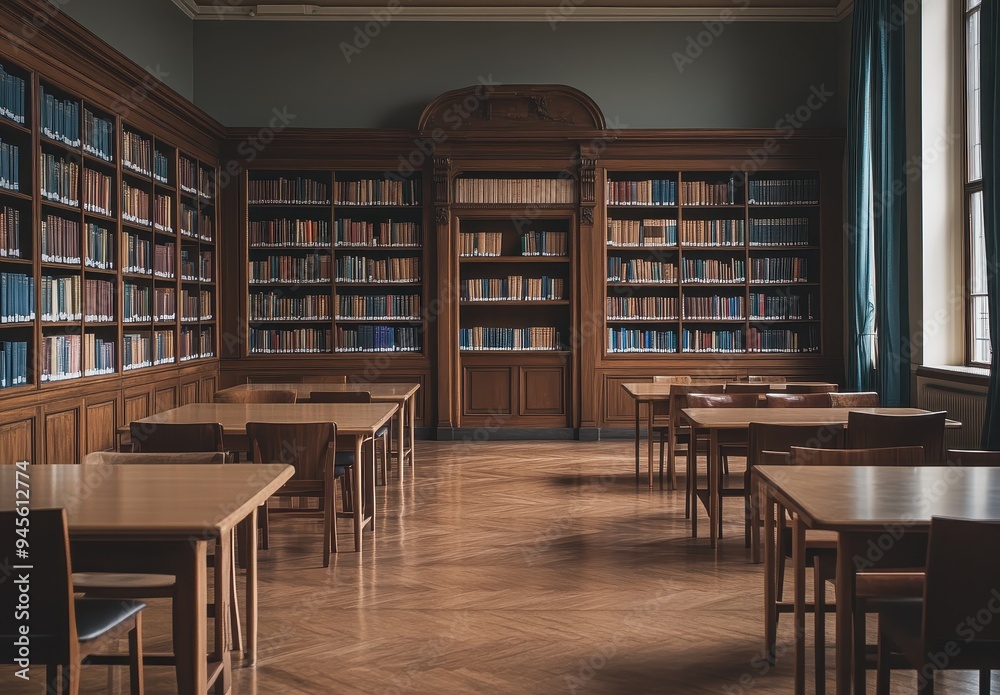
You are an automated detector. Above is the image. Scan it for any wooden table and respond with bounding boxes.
[680,407,961,549]
[619,382,836,489]
[0,463,292,695]
[756,465,1000,695]
[217,382,419,479]
[131,402,396,553]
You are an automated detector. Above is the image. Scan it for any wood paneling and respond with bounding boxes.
[520,367,565,416]
[181,380,199,405]
[201,375,218,403]
[0,417,35,465]
[124,393,151,425]
[44,407,79,464]
[84,398,117,455]
[463,367,513,415]
[603,376,650,424]
[155,386,178,413]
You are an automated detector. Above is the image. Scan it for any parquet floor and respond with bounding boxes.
[4,440,995,694]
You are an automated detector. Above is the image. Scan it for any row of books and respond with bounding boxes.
[1,272,34,322]
[122,182,150,226]
[459,326,562,351]
[683,295,746,320]
[606,179,677,206]
[180,205,214,241]
[335,256,420,283]
[180,289,213,321]
[521,231,568,256]
[606,296,679,320]
[682,258,746,283]
[249,253,332,284]
[749,293,816,321]
[746,326,820,352]
[0,140,18,191]
[249,176,328,205]
[250,219,331,247]
[40,153,77,205]
[40,86,81,147]
[454,178,575,205]
[335,219,420,247]
[154,151,169,184]
[0,205,21,257]
[84,334,115,376]
[335,325,421,352]
[179,249,213,282]
[154,287,175,321]
[249,292,332,321]
[84,278,114,322]
[682,328,744,353]
[41,334,81,381]
[749,257,809,284]
[249,327,331,353]
[179,328,214,361]
[0,65,26,125]
[459,232,502,257]
[607,219,677,247]
[607,328,677,353]
[83,169,112,216]
[83,110,113,162]
[0,341,28,388]
[154,242,175,279]
[680,219,744,246]
[154,194,173,233]
[179,157,213,200]
[123,233,152,274]
[337,294,420,320]
[123,283,151,323]
[334,179,419,206]
[152,330,175,365]
[123,333,152,370]
[460,276,565,301]
[122,131,152,177]
[748,217,812,246]
[41,215,80,264]
[607,257,679,284]
[86,223,113,270]
[41,275,81,322]
[747,179,819,206]
[682,179,737,206]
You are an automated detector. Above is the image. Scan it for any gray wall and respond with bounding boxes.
[62,0,194,101]
[193,20,847,129]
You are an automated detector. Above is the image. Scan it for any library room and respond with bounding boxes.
[2,0,1000,693]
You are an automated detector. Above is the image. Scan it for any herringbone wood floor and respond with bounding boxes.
[3,440,995,694]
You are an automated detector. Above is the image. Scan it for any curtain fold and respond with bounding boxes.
[981,0,1000,448]
[845,0,910,406]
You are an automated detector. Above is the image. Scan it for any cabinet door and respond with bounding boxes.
[462,366,514,416]
[520,367,565,416]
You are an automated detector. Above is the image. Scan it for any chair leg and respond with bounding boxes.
[919,668,934,695]
[813,556,830,695]
[229,532,244,653]
[381,435,389,483]
[979,669,991,695]
[47,664,62,695]
[323,484,332,568]
[854,594,868,694]
[129,615,144,695]
[658,434,666,490]
[330,478,339,555]
[875,626,891,695]
[259,499,269,550]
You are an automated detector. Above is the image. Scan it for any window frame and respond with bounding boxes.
[965,0,989,366]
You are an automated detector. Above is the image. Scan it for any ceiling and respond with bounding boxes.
[170,0,853,22]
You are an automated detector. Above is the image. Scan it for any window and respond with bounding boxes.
[966,0,990,365]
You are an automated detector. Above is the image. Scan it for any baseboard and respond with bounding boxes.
[449,427,577,441]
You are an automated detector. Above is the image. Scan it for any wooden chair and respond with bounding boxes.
[784,383,839,393]
[84,452,226,465]
[946,449,1000,466]
[129,421,225,455]
[655,383,724,495]
[0,508,146,695]
[845,410,947,464]
[642,376,691,486]
[827,391,880,407]
[686,392,759,539]
[876,517,1000,694]
[310,390,390,484]
[246,421,351,567]
[299,375,348,383]
[765,392,832,408]
[749,375,787,383]
[214,389,297,404]
[723,382,771,394]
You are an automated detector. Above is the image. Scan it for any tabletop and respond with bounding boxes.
[220,382,420,400]
[0,463,294,538]
[681,406,961,429]
[620,382,834,399]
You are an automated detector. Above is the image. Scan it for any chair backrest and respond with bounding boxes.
[129,421,225,453]
[748,375,787,384]
[83,451,226,465]
[747,423,845,469]
[309,391,372,404]
[724,383,770,394]
[649,376,692,417]
[687,393,760,408]
[214,389,297,404]
[845,411,947,464]
[0,508,75,664]
[299,375,348,383]
[668,384,727,425]
[246,421,335,483]
[923,517,1000,650]
[946,449,1000,467]
[692,375,739,383]
[651,375,692,385]
[828,391,880,407]
[789,445,926,467]
[765,393,831,408]
[784,383,839,393]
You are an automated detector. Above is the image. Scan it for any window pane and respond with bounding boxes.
[972,295,992,364]
[968,0,981,10]
[971,191,987,294]
[968,7,982,182]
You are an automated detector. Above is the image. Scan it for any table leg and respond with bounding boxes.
[708,429,719,548]
[689,426,698,536]
[647,402,655,489]
[212,534,232,694]
[395,401,405,483]
[764,489,777,665]
[634,400,641,482]
[836,533,857,695]
[172,540,209,695]
[792,517,806,695]
[408,393,416,472]
[246,507,258,666]
[354,435,365,552]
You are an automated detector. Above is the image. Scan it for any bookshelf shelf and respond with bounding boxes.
[0,189,31,203]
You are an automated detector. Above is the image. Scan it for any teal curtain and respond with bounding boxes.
[981,0,1000,448]
[845,0,910,406]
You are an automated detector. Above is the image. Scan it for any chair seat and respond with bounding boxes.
[74,572,175,591]
[74,598,146,642]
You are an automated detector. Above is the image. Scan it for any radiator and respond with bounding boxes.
[917,380,988,450]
